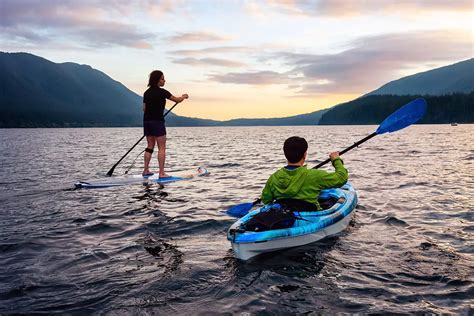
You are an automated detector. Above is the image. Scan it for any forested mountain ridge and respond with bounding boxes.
[0,52,217,127]
[367,58,474,96]
[1,52,472,127]
[319,93,474,125]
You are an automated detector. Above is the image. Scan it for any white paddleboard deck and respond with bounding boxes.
[75,167,209,189]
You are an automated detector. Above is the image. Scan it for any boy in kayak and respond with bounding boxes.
[261,136,348,211]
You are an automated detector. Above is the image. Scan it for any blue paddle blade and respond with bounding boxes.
[376,98,427,134]
[227,202,254,218]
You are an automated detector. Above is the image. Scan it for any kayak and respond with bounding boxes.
[227,182,358,260]
[75,167,209,189]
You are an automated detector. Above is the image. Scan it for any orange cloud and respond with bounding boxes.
[168,32,231,44]
[173,57,246,67]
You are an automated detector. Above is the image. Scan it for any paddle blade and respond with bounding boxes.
[376,98,427,134]
[106,167,115,177]
[227,202,254,218]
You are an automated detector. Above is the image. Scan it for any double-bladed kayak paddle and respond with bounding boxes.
[226,98,428,217]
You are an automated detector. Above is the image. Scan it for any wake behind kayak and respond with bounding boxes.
[75,166,209,189]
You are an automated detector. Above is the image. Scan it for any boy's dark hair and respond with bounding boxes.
[148,70,163,87]
[283,136,308,163]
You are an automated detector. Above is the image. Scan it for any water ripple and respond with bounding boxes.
[0,125,472,314]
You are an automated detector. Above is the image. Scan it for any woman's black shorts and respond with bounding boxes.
[143,120,166,137]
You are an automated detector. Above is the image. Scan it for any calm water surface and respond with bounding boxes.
[0,125,473,314]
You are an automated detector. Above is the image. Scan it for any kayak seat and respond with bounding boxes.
[277,198,319,212]
[318,197,340,210]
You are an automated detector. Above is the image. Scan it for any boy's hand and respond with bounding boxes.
[329,152,340,161]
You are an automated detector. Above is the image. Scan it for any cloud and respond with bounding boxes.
[167,32,231,44]
[169,46,253,57]
[206,30,473,95]
[208,71,290,85]
[0,0,157,49]
[261,0,473,16]
[282,30,473,94]
[142,0,182,18]
[173,57,245,67]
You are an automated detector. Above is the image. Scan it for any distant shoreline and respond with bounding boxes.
[2,123,473,129]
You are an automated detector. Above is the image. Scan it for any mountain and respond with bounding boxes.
[0,52,218,127]
[220,58,474,126]
[219,109,328,126]
[0,52,330,127]
[317,58,474,125]
[1,52,473,127]
[318,93,474,125]
[367,59,474,96]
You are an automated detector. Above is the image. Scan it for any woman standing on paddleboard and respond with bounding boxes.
[142,70,188,178]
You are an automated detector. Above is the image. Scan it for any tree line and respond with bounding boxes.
[319,92,474,125]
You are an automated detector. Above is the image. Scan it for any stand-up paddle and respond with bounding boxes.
[227,98,427,217]
[106,102,179,177]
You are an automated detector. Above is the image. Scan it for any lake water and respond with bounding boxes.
[0,125,473,314]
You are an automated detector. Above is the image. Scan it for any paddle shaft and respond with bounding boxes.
[312,132,377,169]
[106,102,179,176]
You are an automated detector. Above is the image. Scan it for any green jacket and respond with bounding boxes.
[261,158,348,210]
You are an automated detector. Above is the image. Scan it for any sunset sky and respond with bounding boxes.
[1,0,473,120]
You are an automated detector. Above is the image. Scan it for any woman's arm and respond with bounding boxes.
[169,94,189,103]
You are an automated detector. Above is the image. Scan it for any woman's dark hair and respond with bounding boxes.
[283,136,308,163]
[148,70,163,87]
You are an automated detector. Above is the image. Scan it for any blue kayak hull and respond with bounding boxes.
[227,182,358,260]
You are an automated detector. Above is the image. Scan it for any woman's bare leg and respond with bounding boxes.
[157,135,168,177]
[143,136,156,175]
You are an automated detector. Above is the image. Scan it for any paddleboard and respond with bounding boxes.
[75,167,209,189]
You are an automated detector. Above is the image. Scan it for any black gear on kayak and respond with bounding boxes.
[241,197,341,233]
[145,148,154,154]
[243,207,301,232]
[277,198,319,212]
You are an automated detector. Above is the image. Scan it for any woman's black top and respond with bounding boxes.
[143,87,171,121]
